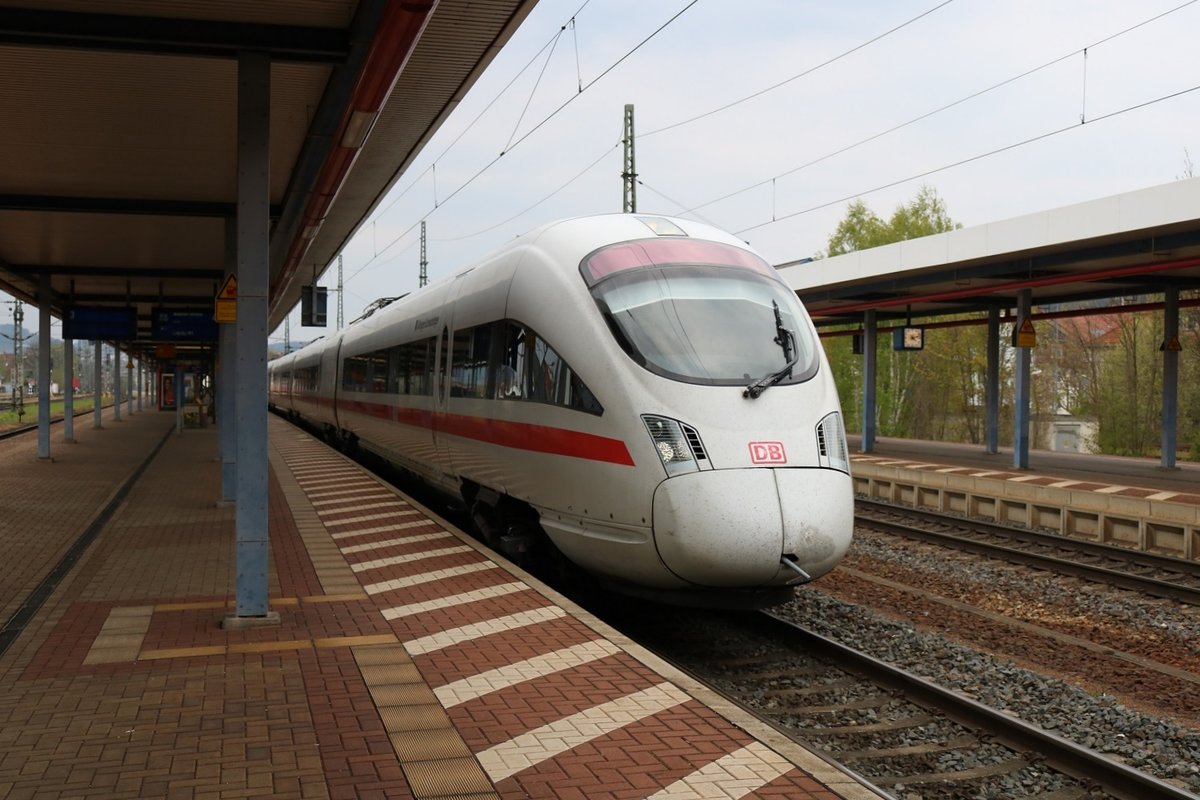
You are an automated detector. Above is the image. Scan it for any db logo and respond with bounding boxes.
[749,441,787,464]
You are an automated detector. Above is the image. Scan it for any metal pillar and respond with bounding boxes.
[137,362,143,412]
[861,309,877,453]
[220,218,237,502]
[1013,290,1032,469]
[986,306,1000,454]
[175,364,184,434]
[37,275,51,459]
[112,346,122,422]
[229,51,273,624]
[126,358,134,416]
[93,341,102,428]
[1161,287,1180,468]
[63,337,75,443]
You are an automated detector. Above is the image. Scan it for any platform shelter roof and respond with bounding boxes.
[0,0,539,352]
[780,177,1200,328]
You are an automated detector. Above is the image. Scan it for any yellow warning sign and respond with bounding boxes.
[215,275,237,323]
[1162,335,1183,352]
[216,274,238,300]
[1014,318,1036,348]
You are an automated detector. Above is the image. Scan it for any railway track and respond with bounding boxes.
[855,498,1200,606]
[604,604,1197,800]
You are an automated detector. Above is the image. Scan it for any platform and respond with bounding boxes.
[848,435,1200,562]
[0,410,882,799]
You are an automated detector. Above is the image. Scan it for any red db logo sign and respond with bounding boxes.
[749,441,787,464]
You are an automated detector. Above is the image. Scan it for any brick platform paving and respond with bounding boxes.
[0,413,880,799]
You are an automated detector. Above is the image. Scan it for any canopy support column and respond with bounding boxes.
[226,50,276,627]
[986,305,1000,454]
[1013,289,1032,469]
[37,273,51,460]
[861,309,877,453]
[1161,286,1179,469]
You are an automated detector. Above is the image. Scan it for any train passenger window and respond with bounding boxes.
[294,365,318,393]
[451,326,490,398]
[396,337,434,396]
[496,320,602,415]
[342,354,370,391]
[366,350,389,393]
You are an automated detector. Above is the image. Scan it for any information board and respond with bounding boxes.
[63,307,138,340]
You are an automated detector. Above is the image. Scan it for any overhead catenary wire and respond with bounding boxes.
[340,1,1197,309]
[371,1,593,222]
[345,0,699,286]
[735,81,1200,236]
[676,0,1199,216]
[641,0,958,139]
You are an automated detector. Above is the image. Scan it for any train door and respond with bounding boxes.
[431,324,456,481]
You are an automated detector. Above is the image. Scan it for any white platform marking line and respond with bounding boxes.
[309,493,396,507]
[381,582,528,620]
[295,474,367,486]
[402,606,567,656]
[349,545,473,573]
[329,517,430,539]
[363,562,499,595]
[322,512,422,529]
[475,682,690,783]
[307,485,395,500]
[289,466,359,476]
[434,639,622,708]
[1148,491,1179,501]
[1095,484,1129,494]
[339,532,454,554]
[644,742,794,800]
[317,501,407,516]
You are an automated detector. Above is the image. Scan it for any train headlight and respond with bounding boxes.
[642,415,699,476]
[816,411,850,474]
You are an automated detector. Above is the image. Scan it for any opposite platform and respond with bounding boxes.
[0,412,883,799]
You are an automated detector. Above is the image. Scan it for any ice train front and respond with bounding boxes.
[580,223,854,605]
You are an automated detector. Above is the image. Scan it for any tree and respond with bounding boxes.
[817,186,968,440]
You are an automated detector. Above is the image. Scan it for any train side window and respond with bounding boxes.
[294,365,317,393]
[451,326,490,398]
[342,354,369,391]
[496,321,526,399]
[367,350,388,393]
[392,337,434,396]
[498,320,603,415]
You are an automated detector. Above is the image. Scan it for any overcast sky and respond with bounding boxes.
[281,0,1198,344]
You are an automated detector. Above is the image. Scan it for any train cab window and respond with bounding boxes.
[580,239,820,387]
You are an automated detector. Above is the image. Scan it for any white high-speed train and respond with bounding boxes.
[269,213,853,606]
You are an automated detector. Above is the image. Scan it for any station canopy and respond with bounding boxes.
[0,0,540,355]
[781,178,1200,328]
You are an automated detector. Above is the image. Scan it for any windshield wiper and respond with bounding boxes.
[744,301,798,399]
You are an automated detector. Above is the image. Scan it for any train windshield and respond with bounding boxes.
[581,239,819,386]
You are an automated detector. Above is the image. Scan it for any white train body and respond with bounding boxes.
[269,214,853,605]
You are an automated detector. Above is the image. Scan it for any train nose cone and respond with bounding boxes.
[651,468,854,587]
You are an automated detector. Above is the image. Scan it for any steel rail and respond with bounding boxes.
[855,499,1200,606]
[759,611,1199,800]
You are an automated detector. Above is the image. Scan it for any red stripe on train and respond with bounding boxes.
[334,398,635,466]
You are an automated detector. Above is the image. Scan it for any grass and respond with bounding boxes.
[0,396,106,429]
